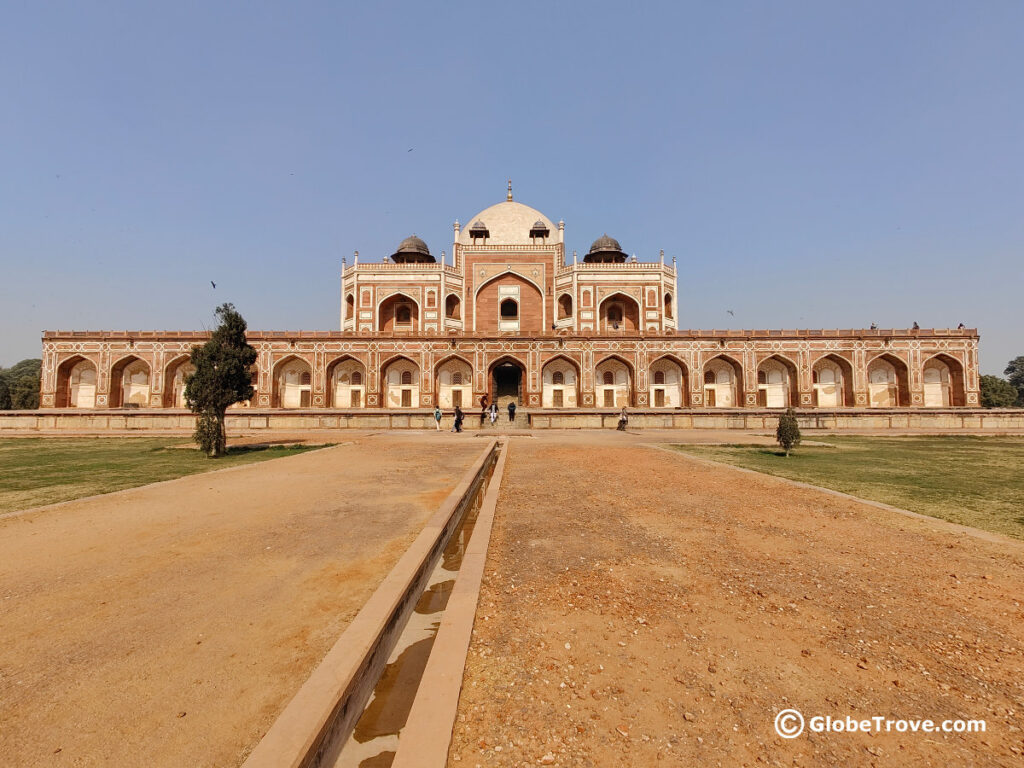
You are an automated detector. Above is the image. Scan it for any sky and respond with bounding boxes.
[1,1,1021,375]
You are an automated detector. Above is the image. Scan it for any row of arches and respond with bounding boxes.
[57,354,214,409]
[52,351,968,410]
[352,289,673,333]
[699,352,964,408]
[56,355,197,409]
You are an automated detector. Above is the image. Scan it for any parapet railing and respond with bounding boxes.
[342,263,462,274]
[557,261,677,273]
[43,327,980,340]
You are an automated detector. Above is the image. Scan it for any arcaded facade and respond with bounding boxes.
[40,188,980,412]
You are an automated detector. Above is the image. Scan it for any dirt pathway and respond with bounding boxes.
[449,440,1024,767]
[0,436,483,768]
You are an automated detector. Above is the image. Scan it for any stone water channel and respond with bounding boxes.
[332,448,499,768]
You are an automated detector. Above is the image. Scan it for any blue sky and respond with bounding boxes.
[1,1,1020,374]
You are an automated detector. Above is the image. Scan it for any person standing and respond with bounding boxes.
[617,405,628,431]
[479,394,489,427]
[488,401,498,426]
[433,405,442,431]
[453,405,464,433]
[507,401,517,423]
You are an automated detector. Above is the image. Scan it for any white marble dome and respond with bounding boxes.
[457,200,557,246]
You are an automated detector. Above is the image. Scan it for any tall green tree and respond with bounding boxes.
[979,375,1018,408]
[776,408,801,457]
[0,377,10,410]
[184,304,257,457]
[1005,356,1024,406]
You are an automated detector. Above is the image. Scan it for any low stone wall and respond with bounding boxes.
[1,408,1022,432]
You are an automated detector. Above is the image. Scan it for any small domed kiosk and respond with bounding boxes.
[389,235,435,263]
[584,234,628,263]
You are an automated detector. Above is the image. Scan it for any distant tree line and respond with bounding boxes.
[980,356,1024,408]
[0,358,41,410]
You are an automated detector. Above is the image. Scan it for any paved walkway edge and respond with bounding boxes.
[391,440,510,768]
[651,444,1023,550]
[241,439,499,768]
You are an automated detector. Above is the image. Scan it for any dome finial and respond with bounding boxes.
[507,179,513,201]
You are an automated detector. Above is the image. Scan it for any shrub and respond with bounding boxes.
[776,408,801,457]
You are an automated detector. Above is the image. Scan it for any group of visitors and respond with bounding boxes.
[478,394,516,425]
[431,394,517,433]
[431,397,629,432]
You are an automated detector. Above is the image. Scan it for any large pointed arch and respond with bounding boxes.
[473,273,545,334]
[649,353,689,376]
[541,353,582,408]
[812,353,854,408]
[702,354,743,408]
[271,354,313,409]
[597,292,641,333]
[595,354,634,407]
[381,354,421,408]
[649,353,689,408]
[867,352,911,407]
[377,292,421,334]
[703,353,743,379]
[922,352,966,407]
[434,354,474,408]
[541,352,583,375]
[594,353,636,376]
[486,354,528,405]
[162,353,194,408]
[474,269,546,301]
[326,354,367,408]
[109,354,150,408]
[756,353,800,408]
[55,355,97,408]
[433,352,475,374]
[378,353,421,377]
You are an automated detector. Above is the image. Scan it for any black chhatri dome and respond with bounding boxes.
[390,235,435,263]
[584,233,627,263]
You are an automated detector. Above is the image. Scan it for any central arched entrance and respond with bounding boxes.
[489,357,525,407]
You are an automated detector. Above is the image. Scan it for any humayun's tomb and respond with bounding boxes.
[35,185,984,429]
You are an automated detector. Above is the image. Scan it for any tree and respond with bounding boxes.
[776,408,801,457]
[980,375,1018,408]
[184,304,257,457]
[1005,356,1024,406]
[10,376,40,409]
[0,358,41,409]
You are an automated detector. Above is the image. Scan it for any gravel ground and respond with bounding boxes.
[0,436,484,768]
[448,440,1024,767]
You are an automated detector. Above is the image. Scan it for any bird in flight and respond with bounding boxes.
[210,281,216,289]
[726,309,734,317]
[407,148,413,152]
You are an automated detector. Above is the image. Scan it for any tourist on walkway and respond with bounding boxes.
[617,406,628,431]
[433,406,442,431]
[479,394,489,426]
[507,401,516,423]
[453,405,464,433]
[488,402,498,426]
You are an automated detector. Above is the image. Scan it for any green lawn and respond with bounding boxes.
[0,438,325,515]
[672,436,1024,540]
